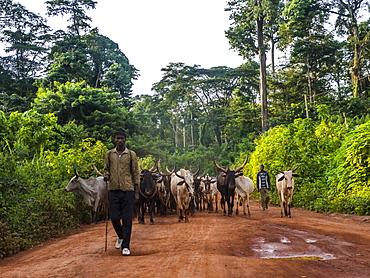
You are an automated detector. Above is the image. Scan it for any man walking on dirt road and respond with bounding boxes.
[104,128,140,256]
[256,164,271,210]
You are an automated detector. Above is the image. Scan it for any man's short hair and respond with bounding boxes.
[114,128,127,138]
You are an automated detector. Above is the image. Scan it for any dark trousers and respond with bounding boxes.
[108,190,134,249]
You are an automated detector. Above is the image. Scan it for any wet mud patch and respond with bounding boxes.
[235,224,354,260]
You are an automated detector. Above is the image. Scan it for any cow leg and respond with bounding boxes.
[219,193,226,215]
[190,197,195,216]
[235,196,239,216]
[242,198,247,216]
[227,190,234,216]
[247,194,251,217]
[278,193,284,217]
[283,199,288,217]
[91,210,96,224]
[184,207,189,223]
[148,199,155,225]
[178,207,183,222]
[138,201,145,224]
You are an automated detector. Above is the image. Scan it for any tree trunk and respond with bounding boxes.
[351,36,362,98]
[190,111,194,145]
[257,19,268,132]
[183,126,186,148]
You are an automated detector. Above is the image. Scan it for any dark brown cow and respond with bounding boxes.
[213,156,248,216]
[137,165,159,225]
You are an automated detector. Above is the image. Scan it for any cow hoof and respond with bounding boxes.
[150,221,154,225]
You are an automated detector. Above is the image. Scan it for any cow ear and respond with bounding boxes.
[223,174,227,178]
[292,174,300,177]
[177,181,185,185]
[236,173,243,177]
[278,175,285,181]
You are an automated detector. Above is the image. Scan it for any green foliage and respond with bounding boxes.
[325,121,370,214]
[46,0,97,36]
[42,30,138,105]
[0,137,107,259]
[246,114,369,214]
[32,81,134,142]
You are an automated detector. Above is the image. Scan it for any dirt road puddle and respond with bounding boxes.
[249,225,353,260]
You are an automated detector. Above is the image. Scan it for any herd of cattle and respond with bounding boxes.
[65,157,300,223]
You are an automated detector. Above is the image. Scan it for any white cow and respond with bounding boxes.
[275,167,300,218]
[235,175,254,216]
[170,168,197,222]
[65,168,107,222]
[201,175,218,212]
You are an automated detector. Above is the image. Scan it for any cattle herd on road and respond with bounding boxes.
[65,159,300,223]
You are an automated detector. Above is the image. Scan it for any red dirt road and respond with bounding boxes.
[1,201,370,278]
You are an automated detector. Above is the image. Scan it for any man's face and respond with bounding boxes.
[114,135,126,147]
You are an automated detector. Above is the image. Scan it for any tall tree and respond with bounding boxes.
[225,0,284,132]
[43,29,138,106]
[331,0,370,98]
[281,0,370,98]
[152,62,259,146]
[0,0,52,111]
[46,0,97,36]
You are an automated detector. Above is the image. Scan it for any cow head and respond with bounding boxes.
[275,166,300,189]
[65,168,97,207]
[213,156,248,190]
[156,161,174,192]
[139,169,158,197]
[202,174,217,194]
[175,167,200,196]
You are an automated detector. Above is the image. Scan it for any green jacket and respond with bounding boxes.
[104,147,140,191]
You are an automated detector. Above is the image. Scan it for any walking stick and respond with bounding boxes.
[104,180,109,252]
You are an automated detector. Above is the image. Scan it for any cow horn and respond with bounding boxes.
[74,167,79,178]
[139,161,143,171]
[175,171,184,179]
[166,166,175,175]
[234,155,248,172]
[149,163,156,172]
[212,158,227,173]
[292,166,300,172]
[157,159,161,172]
[275,169,284,174]
[193,166,200,177]
[92,164,103,176]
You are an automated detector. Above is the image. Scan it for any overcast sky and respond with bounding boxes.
[16,0,245,95]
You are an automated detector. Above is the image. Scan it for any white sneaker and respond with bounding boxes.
[115,239,123,249]
[122,248,130,256]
